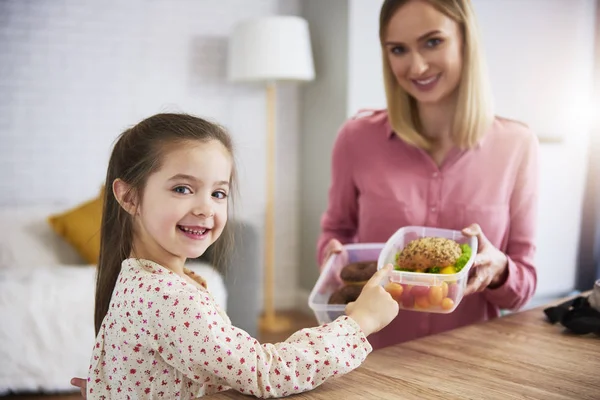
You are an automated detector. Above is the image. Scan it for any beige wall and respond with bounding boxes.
[298,0,350,294]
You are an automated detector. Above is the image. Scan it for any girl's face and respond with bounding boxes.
[127,140,231,267]
[384,0,463,105]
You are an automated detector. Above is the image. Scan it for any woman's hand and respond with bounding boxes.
[70,377,87,399]
[461,223,509,295]
[320,239,343,272]
[319,239,345,289]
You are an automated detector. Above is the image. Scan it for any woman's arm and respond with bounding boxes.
[316,122,359,265]
[484,132,540,310]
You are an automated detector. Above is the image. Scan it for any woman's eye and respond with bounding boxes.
[213,190,228,200]
[390,45,406,55]
[173,186,192,195]
[426,38,442,48]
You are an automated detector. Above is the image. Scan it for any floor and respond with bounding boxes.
[2,310,318,400]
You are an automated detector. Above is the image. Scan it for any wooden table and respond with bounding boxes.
[211,295,599,399]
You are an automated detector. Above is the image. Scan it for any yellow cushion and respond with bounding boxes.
[48,192,103,265]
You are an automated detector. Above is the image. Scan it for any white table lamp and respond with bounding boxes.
[228,16,315,333]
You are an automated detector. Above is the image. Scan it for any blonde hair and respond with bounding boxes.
[379,0,494,150]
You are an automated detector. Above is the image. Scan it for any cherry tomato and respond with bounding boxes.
[384,282,404,301]
[410,286,429,297]
[441,281,449,298]
[415,296,430,309]
[441,297,455,310]
[402,284,413,294]
[428,286,444,306]
[401,292,415,308]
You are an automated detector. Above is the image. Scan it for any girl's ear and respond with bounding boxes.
[112,178,138,216]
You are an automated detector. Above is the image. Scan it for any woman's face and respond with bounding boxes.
[383,0,464,105]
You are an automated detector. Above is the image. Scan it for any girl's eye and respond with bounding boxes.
[213,190,228,200]
[173,186,192,195]
[426,38,443,48]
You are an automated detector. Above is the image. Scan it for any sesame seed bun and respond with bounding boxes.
[396,237,462,270]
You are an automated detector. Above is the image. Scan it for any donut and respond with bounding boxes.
[328,284,363,305]
[340,261,377,285]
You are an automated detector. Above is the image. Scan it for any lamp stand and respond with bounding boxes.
[259,81,292,334]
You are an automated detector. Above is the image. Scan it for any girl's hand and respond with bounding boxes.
[461,224,509,295]
[70,377,87,399]
[346,264,399,336]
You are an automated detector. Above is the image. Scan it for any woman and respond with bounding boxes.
[318,0,539,350]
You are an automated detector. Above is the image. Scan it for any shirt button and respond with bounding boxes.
[432,172,439,178]
[431,207,437,213]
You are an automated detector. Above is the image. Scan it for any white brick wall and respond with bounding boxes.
[0,0,302,309]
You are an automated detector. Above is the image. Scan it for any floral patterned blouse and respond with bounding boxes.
[87,259,372,398]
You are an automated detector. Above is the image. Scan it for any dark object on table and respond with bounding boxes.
[544,295,600,336]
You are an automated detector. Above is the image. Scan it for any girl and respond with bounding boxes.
[318,0,539,350]
[71,113,399,398]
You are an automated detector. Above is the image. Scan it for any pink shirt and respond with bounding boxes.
[88,259,371,399]
[317,109,539,350]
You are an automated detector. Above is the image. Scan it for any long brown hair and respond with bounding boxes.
[94,113,237,335]
[379,0,494,150]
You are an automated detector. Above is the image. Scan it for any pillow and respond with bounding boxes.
[0,205,84,269]
[48,192,103,265]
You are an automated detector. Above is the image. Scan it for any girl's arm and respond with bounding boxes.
[152,290,372,398]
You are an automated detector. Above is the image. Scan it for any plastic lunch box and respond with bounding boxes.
[377,226,478,313]
[308,243,384,325]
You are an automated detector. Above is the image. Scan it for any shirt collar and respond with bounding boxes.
[384,117,396,139]
[384,113,492,149]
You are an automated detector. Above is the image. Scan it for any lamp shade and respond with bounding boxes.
[227,16,315,82]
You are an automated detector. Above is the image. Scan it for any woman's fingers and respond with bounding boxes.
[465,264,493,295]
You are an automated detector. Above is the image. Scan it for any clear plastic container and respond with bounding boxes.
[308,243,384,325]
[377,226,478,314]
